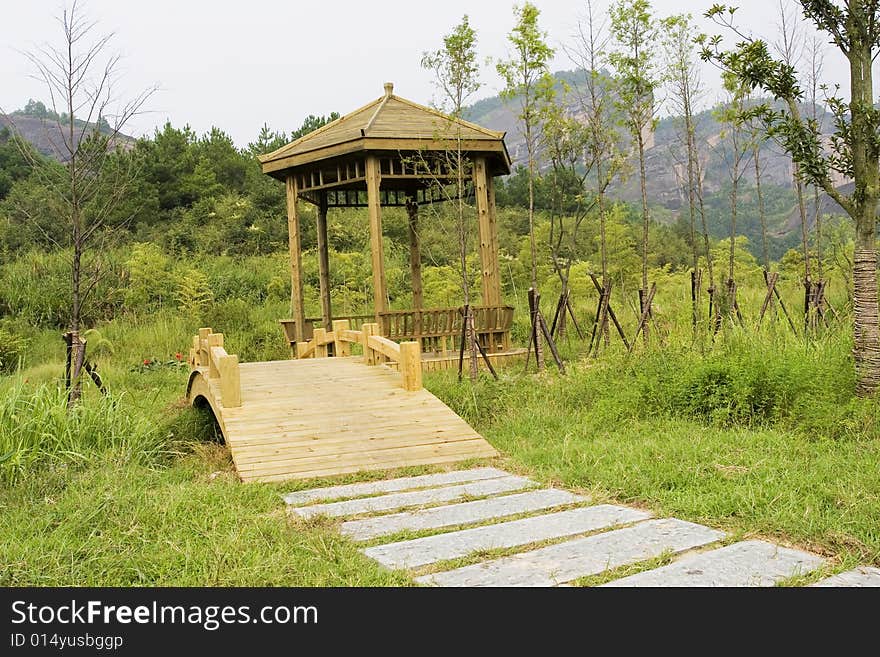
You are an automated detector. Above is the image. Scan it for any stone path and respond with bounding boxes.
[284,467,876,587]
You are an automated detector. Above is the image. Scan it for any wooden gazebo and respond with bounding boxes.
[259,82,514,358]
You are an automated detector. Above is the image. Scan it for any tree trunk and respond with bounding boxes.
[755,147,769,270]
[853,246,880,396]
[637,128,650,345]
[849,34,880,396]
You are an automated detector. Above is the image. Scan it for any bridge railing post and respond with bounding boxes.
[198,327,213,366]
[218,354,241,407]
[362,323,378,365]
[313,328,328,358]
[400,341,422,391]
[207,333,223,378]
[332,319,351,357]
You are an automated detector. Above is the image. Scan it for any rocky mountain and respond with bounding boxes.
[0,109,132,163]
[465,68,843,219]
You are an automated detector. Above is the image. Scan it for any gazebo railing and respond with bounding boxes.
[280,305,513,355]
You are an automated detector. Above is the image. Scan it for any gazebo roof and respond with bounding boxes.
[259,83,511,179]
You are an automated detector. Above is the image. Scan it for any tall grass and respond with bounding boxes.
[0,382,171,485]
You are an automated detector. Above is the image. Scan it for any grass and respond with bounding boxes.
[0,442,410,586]
[1,262,877,585]
[425,337,880,567]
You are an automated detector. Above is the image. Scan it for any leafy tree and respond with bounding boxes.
[289,113,341,141]
[497,2,555,369]
[661,12,712,330]
[246,124,288,157]
[497,2,555,291]
[702,1,880,395]
[0,128,36,201]
[422,15,483,380]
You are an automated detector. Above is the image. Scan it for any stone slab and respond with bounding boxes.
[812,567,880,587]
[365,505,652,570]
[289,475,535,519]
[283,467,509,505]
[341,488,585,541]
[603,540,824,587]
[417,518,723,587]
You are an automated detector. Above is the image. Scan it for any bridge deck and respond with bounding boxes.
[189,357,497,482]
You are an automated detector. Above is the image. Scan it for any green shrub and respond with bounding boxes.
[0,326,28,372]
[174,267,214,316]
[0,250,124,327]
[125,242,175,308]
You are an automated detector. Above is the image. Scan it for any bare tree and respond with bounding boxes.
[7,1,155,404]
[718,72,753,325]
[661,12,707,333]
[805,34,826,280]
[565,0,626,353]
[774,0,813,292]
[497,1,555,371]
[610,0,660,345]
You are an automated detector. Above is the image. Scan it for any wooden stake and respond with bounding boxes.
[588,274,630,351]
[538,312,565,373]
[629,283,657,353]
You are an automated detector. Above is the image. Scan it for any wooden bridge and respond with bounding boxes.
[186,322,498,483]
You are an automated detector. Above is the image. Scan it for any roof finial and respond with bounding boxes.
[384,82,394,98]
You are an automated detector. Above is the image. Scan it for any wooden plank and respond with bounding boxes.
[233,432,489,468]
[251,450,497,483]
[230,420,479,449]
[239,439,497,480]
[226,413,478,446]
[190,353,498,483]
[368,334,401,361]
[340,329,362,343]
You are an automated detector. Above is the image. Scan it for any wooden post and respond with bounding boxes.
[406,197,423,337]
[316,192,332,331]
[474,157,501,308]
[218,354,241,408]
[296,342,312,359]
[207,333,223,378]
[400,341,423,391]
[362,322,378,366]
[366,156,387,322]
[198,327,212,366]
[333,319,351,357]
[285,176,306,345]
[313,328,328,358]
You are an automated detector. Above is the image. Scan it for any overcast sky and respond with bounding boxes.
[0,0,855,147]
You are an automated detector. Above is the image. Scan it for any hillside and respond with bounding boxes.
[465,69,846,258]
[0,109,132,162]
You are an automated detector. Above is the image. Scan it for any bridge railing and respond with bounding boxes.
[295,320,422,392]
[189,327,241,407]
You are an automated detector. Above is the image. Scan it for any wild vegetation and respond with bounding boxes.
[1,0,878,584]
